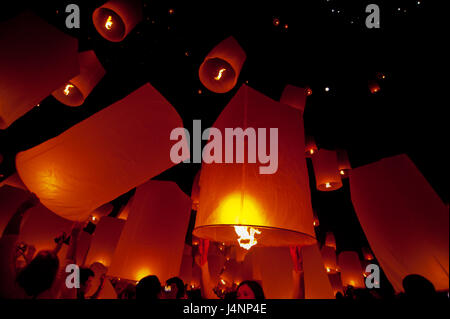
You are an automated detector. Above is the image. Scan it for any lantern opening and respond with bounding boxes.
[199,58,236,93]
[234,225,261,250]
[93,8,125,42]
[52,82,84,106]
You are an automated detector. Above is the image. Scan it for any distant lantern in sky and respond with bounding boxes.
[93,0,143,42]
[324,232,337,250]
[193,85,316,250]
[280,84,308,113]
[108,181,191,282]
[368,80,381,94]
[312,210,320,227]
[338,251,365,288]
[85,216,125,268]
[362,247,374,261]
[198,36,247,93]
[0,12,79,129]
[321,245,338,274]
[16,83,187,221]
[336,149,352,178]
[350,154,449,292]
[311,149,343,191]
[191,170,201,211]
[52,50,106,107]
[305,135,318,158]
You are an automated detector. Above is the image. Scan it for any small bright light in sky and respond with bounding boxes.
[325,87,330,92]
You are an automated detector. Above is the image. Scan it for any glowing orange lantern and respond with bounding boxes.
[92,0,143,42]
[312,210,320,227]
[191,170,201,211]
[193,85,316,248]
[305,135,318,158]
[302,244,335,299]
[311,149,343,191]
[108,181,191,282]
[350,154,449,292]
[324,232,337,249]
[336,149,351,178]
[368,80,380,94]
[52,50,106,107]
[362,247,374,261]
[85,216,125,268]
[16,83,187,221]
[338,251,365,288]
[280,84,308,113]
[199,36,246,93]
[321,245,338,274]
[0,12,79,129]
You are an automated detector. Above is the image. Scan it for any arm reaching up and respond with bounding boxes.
[290,246,305,299]
[194,239,218,299]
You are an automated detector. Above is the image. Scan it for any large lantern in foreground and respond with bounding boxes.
[199,36,246,93]
[108,181,191,282]
[93,0,143,42]
[0,12,79,129]
[311,149,342,191]
[193,85,316,248]
[16,83,187,221]
[52,50,106,107]
[350,154,449,292]
[338,251,365,288]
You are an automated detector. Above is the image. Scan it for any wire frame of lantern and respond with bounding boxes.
[198,36,247,93]
[52,50,105,107]
[305,135,318,158]
[193,85,316,249]
[311,149,343,191]
[92,0,143,42]
[336,149,351,178]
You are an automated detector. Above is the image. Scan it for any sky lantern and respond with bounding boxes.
[338,251,365,288]
[193,85,316,250]
[191,170,201,211]
[321,245,338,274]
[85,216,125,268]
[108,180,191,282]
[92,0,143,42]
[349,154,449,292]
[251,247,295,299]
[0,173,27,191]
[312,210,320,227]
[16,83,187,221]
[305,135,318,158]
[311,149,343,191]
[336,149,351,178]
[280,84,308,113]
[324,232,337,250]
[302,244,335,299]
[362,247,374,261]
[199,36,247,93]
[328,273,343,295]
[52,50,106,107]
[0,11,79,129]
[368,80,380,94]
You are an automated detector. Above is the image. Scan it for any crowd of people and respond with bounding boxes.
[0,194,446,300]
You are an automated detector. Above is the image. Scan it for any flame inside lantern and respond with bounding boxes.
[325,182,332,189]
[63,84,74,96]
[214,68,226,80]
[105,16,113,30]
[234,225,261,250]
